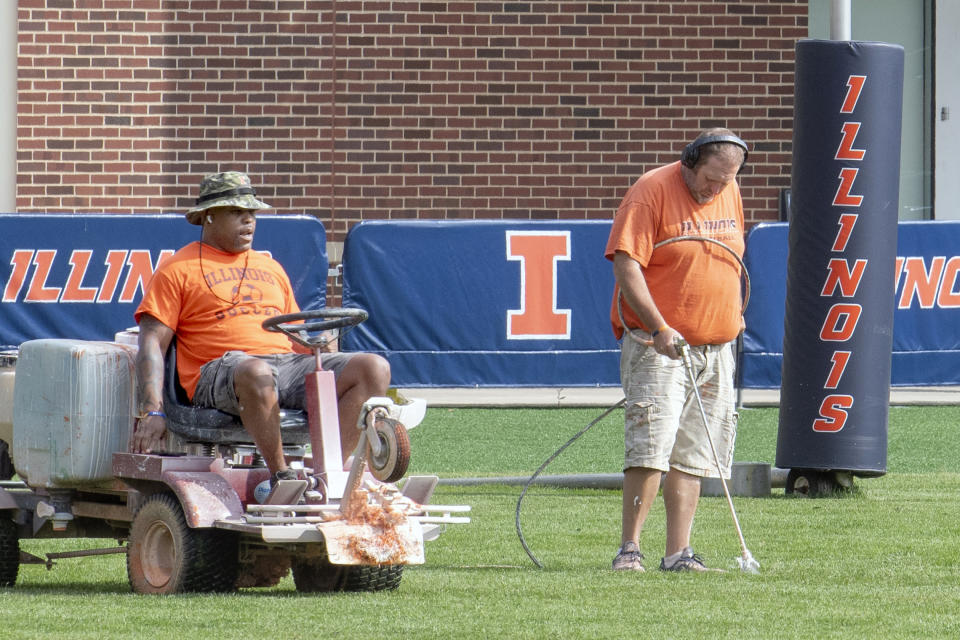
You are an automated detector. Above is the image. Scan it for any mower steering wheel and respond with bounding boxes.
[261,308,368,350]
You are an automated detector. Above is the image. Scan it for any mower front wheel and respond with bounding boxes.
[127,493,238,594]
[367,416,410,483]
[291,555,402,593]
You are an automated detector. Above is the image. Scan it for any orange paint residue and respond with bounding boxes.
[335,488,411,565]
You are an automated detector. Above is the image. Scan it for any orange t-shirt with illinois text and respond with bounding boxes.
[135,242,299,399]
[604,161,745,345]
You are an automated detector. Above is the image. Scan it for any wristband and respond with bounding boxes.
[138,410,166,420]
[651,325,668,338]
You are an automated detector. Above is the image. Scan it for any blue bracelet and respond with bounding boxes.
[139,410,166,419]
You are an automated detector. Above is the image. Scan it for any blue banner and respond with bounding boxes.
[744,220,960,388]
[0,214,328,349]
[6,215,958,390]
[741,223,789,387]
[341,220,620,387]
[344,218,960,389]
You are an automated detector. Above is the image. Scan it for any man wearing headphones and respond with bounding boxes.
[605,128,747,572]
[130,171,391,488]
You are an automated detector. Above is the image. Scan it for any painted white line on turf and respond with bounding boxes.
[399,386,960,408]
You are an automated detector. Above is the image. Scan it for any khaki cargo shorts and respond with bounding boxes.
[620,334,738,479]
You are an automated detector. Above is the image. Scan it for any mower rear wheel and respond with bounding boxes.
[291,555,402,593]
[127,493,238,594]
[0,517,19,587]
[367,416,410,483]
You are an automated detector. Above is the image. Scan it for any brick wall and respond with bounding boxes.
[17,0,806,242]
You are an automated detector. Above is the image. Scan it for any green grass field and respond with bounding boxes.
[2,405,959,639]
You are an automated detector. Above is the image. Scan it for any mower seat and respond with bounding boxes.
[162,340,310,445]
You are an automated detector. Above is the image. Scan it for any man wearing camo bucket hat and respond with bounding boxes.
[183,171,271,225]
[131,171,391,492]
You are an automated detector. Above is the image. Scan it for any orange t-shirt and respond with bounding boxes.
[605,161,745,345]
[135,242,299,399]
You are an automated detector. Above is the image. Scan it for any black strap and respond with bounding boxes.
[195,186,256,205]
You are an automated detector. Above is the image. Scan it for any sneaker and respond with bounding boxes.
[270,468,299,488]
[659,547,715,572]
[266,469,308,505]
[612,541,645,571]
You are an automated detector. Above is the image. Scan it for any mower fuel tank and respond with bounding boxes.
[13,339,137,487]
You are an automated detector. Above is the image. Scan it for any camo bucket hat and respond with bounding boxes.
[185,171,271,225]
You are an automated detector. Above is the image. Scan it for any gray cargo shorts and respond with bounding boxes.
[193,350,356,415]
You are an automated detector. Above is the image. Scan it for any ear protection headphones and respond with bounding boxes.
[681,134,749,170]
